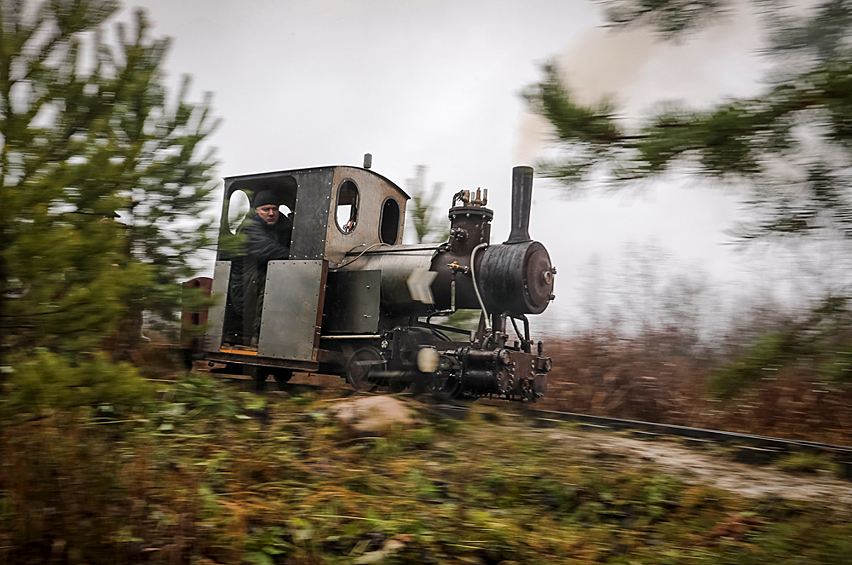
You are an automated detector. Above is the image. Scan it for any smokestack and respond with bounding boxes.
[506,166,534,244]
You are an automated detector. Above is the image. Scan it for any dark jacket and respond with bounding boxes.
[229,212,292,318]
[242,212,292,274]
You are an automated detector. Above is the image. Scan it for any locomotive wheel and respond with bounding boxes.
[272,368,293,387]
[426,373,461,401]
[416,352,462,400]
[345,346,385,391]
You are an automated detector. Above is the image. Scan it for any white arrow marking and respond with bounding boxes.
[407,268,437,304]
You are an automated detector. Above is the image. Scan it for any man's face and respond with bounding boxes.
[256,204,280,226]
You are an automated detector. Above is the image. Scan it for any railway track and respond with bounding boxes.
[435,403,852,479]
[200,371,852,479]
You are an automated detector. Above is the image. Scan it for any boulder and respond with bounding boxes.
[330,395,416,436]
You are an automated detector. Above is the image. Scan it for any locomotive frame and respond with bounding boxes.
[184,161,556,401]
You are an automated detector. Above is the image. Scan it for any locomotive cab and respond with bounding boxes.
[208,166,408,356]
[192,163,555,401]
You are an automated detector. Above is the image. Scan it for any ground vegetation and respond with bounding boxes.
[3,375,852,564]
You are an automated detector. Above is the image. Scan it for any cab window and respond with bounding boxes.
[379,197,400,244]
[227,189,250,234]
[335,180,359,234]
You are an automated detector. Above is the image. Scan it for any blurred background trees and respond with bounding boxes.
[0,0,217,358]
[405,165,448,244]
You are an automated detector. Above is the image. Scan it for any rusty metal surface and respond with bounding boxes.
[205,261,231,352]
[322,270,381,334]
[181,277,212,350]
[479,241,554,315]
[258,260,327,361]
[218,347,258,355]
[428,205,493,312]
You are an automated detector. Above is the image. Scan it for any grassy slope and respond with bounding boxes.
[2,376,852,565]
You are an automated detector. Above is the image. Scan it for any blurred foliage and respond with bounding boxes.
[1,349,153,422]
[406,165,448,244]
[599,0,852,63]
[527,0,852,242]
[527,0,852,400]
[775,452,840,476]
[535,329,852,445]
[710,295,852,398]
[3,379,852,563]
[600,0,729,36]
[0,0,218,356]
[158,374,243,424]
[710,330,798,399]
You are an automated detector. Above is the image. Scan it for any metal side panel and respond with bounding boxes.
[205,261,231,352]
[258,260,328,361]
[341,245,437,311]
[322,270,381,334]
[289,169,334,260]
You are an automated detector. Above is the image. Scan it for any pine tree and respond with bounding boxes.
[525,0,852,242]
[106,10,219,344]
[0,0,218,356]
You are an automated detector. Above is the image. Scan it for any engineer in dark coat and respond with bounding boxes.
[239,189,293,345]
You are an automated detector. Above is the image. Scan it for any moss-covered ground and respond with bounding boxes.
[2,374,852,564]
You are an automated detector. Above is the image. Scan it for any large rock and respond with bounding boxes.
[330,395,416,436]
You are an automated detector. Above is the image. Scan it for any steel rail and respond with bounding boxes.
[521,408,852,457]
[432,403,852,479]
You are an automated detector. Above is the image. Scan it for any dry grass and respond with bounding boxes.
[535,334,852,445]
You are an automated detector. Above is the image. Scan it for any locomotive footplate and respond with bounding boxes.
[206,347,347,372]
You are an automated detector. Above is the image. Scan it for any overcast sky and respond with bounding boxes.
[123,0,777,332]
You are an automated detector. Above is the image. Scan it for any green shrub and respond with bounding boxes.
[1,350,153,421]
[709,331,797,398]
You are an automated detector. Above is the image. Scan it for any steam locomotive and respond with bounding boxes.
[183,159,556,401]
